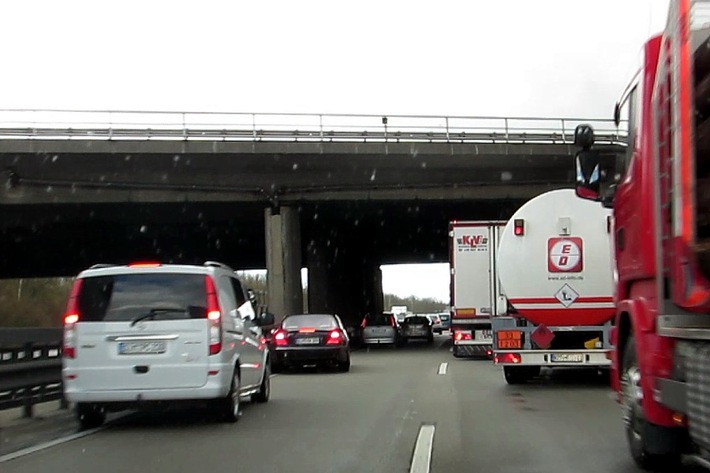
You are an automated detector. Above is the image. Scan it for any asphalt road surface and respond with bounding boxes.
[1,336,705,473]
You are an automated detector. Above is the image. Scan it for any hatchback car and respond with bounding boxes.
[271,314,350,372]
[361,312,399,346]
[62,261,274,429]
[400,315,434,343]
[427,314,443,334]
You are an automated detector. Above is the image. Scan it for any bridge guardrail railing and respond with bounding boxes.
[0,110,628,145]
[0,328,64,418]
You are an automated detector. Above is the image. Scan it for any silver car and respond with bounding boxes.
[400,315,434,344]
[427,314,444,334]
[361,312,399,345]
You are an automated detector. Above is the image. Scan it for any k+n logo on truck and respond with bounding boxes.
[457,234,488,252]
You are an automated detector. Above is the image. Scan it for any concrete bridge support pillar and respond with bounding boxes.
[265,206,303,322]
[306,234,383,326]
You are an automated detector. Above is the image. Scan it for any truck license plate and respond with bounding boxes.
[475,330,493,341]
[551,353,584,363]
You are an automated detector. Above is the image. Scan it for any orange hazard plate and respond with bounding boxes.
[497,330,522,349]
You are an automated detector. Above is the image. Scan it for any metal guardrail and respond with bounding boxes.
[0,110,627,145]
[0,328,64,417]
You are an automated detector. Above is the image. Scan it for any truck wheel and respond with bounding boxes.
[621,337,681,470]
[76,403,105,430]
[503,366,538,385]
[251,362,271,403]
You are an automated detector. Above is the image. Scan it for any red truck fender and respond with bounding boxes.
[615,298,679,428]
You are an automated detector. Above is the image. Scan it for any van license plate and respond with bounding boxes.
[551,353,584,363]
[118,341,167,355]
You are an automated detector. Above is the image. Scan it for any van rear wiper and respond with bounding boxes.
[130,308,185,327]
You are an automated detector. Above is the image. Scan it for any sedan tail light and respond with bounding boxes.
[326,329,345,345]
[273,329,289,346]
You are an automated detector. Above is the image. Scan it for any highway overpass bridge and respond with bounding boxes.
[0,110,626,324]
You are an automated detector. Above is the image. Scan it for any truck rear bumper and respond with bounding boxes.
[453,344,492,357]
[493,349,611,367]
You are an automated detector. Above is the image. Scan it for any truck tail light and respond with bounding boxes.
[495,353,522,364]
[454,330,473,341]
[205,276,222,355]
[63,279,83,359]
[514,219,525,236]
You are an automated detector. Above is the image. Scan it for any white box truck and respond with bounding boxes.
[449,221,507,358]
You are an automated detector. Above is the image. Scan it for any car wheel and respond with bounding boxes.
[338,354,351,372]
[427,335,434,344]
[76,403,105,430]
[622,337,682,470]
[251,362,271,403]
[219,369,240,423]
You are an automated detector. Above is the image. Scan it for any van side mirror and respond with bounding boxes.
[257,312,275,327]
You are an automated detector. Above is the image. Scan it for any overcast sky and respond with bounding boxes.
[1,0,672,301]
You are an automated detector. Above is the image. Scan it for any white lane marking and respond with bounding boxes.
[410,424,435,473]
[0,424,107,463]
[437,362,448,375]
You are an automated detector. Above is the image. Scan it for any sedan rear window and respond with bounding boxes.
[282,314,337,330]
[78,274,207,322]
[403,316,430,325]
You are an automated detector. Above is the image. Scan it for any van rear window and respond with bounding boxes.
[78,274,207,322]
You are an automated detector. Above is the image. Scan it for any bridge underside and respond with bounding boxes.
[0,138,623,325]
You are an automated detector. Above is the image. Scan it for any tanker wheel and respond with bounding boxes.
[621,336,681,470]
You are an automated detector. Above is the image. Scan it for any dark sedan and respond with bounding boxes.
[270,314,351,372]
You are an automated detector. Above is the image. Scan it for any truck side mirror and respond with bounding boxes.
[575,149,602,201]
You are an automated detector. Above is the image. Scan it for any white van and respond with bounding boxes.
[62,261,274,429]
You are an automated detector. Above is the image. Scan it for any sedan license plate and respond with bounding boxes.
[118,341,166,355]
[295,337,320,345]
[551,353,584,363]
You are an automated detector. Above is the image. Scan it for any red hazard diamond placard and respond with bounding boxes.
[531,324,555,349]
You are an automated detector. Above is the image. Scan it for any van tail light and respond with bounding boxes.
[273,329,288,346]
[454,330,473,342]
[205,276,222,355]
[63,279,83,359]
[326,329,345,345]
[361,318,368,329]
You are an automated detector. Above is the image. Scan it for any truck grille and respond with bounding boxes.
[686,343,710,449]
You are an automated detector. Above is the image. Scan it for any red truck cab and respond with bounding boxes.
[574,0,710,469]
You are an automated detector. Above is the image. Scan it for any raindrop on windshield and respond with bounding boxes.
[140,225,148,233]
[292,163,299,170]
[370,170,376,181]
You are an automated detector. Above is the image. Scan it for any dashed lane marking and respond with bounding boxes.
[410,424,435,473]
